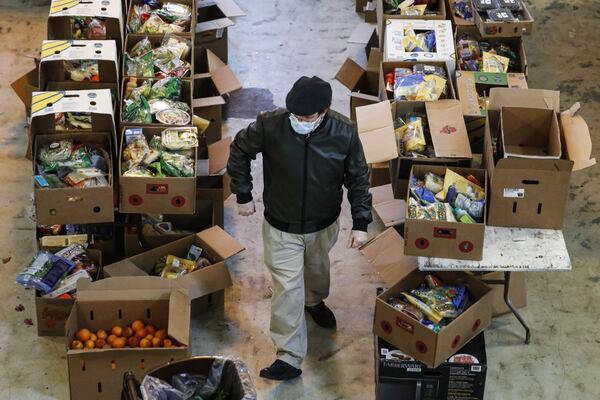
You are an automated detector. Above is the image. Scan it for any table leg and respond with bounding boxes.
[503,271,531,344]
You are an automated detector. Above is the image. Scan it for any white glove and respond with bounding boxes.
[348,230,368,248]
[237,200,256,216]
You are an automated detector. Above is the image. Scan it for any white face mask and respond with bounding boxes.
[289,113,324,135]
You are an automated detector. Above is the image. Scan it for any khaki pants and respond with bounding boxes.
[262,219,340,369]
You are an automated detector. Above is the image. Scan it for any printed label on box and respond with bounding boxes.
[41,40,118,62]
[503,188,525,198]
[396,316,415,334]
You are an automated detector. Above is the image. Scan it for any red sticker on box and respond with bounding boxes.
[451,335,461,349]
[472,319,481,332]
[381,320,392,334]
[128,194,143,206]
[171,196,186,207]
[415,238,429,249]
[459,241,474,253]
[396,316,414,334]
[146,184,169,194]
[416,341,428,354]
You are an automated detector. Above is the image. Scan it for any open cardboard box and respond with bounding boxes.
[118,126,198,214]
[65,277,190,400]
[484,88,595,229]
[47,0,124,50]
[335,48,383,121]
[123,34,194,80]
[34,131,115,225]
[379,60,456,102]
[360,228,492,368]
[120,77,192,129]
[404,165,487,260]
[35,249,102,337]
[192,48,241,144]
[195,0,245,63]
[445,0,476,28]
[383,19,456,76]
[39,40,119,92]
[103,226,244,314]
[29,88,117,159]
[127,0,195,37]
[501,106,561,159]
[376,0,447,49]
[472,0,534,38]
[364,1,377,23]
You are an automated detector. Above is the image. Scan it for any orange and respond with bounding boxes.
[107,335,117,345]
[127,337,140,348]
[131,320,145,332]
[76,328,91,342]
[122,327,134,338]
[112,337,127,348]
[151,337,163,348]
[144,334,153,342]
[85,340,95,349]
[155,329,167,340]
[145,324,156,335]
[163,339,173,347]
[96,329,108,340]
[111,326,123,337]
[90,333,98,342]
[96,339,106,348]
[139,338,152,348]
[134,328,148,339]
[70,340,84,350]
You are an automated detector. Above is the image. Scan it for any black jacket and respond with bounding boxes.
[227,108,372,234]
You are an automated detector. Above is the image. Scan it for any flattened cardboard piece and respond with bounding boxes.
[196,225,245,260]
[384,19,456,75]
[207,136,231,174]
[348,22,377,44]
[455,71,528,118]
[192,95,226,108]
[335,58,365,91]
[196,17,235,32]
[12,68,39,108]
[501,106,561,160]
[211,0,245,17]
[207,49,241,95]
[355,100,398,164]
[426,100,472,159]
[560,103,596,171]
[360,227,417,286]
[371,184,406,227]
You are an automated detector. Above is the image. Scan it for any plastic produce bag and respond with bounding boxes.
[160,153,194,177]
[126,51,154,78]
[162,127,198,150]
[151,77,181,100]
[124,97,153,124]
[16,251,75,294]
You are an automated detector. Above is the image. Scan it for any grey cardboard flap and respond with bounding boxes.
[348,22,377,44]
[196,17,235,33]
[214,0,245,17]
[426,100,472,159]
[489,88,560,112]
[360,228,417,285]
[335,58,365,91]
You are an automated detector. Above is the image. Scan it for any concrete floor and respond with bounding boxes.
[1,0,599,398]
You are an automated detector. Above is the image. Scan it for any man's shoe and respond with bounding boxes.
[259,359,302,381]
[305,302,337,329]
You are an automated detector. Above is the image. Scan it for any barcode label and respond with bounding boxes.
[472,365,482,372]
[503,188,525,198]
[407,367,421,372]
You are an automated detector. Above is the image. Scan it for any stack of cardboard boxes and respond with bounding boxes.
[11,1,247,398]
[349,1,595,398]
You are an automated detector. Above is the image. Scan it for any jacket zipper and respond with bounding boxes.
[300,133,311,232]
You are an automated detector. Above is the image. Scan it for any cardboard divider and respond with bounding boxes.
[118,126,198,214]
[34,131,115,225]
[404,165,487,261]
[127,0,195,37]
[123,34,194,80]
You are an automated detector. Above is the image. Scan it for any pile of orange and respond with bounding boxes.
[70,320,180,350]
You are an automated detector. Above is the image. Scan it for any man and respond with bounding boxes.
[227,76,372,381]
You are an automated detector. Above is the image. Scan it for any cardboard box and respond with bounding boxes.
[484,88,596,229]
[360,228,492,367]
[456,70,528,118]
[127,0,195,37]
[501,107,561,159]
[370,162,391,187]
[103,226,244,313]
[39,40,119,90]
[65,277,190,400]
[33,131,115,225]
[446,0,476,28]
[376,0,447,48]
[376,333,487,400]
[355,99,472,197]
[335,48,383,121]
[123,34,193,79]
[479,271,526,317]
[364,1,377,23]
[120,77,192,129]
[379,60,456,102]
[455,26,527,76]
[383,19,455,76]
[195,0,245,63]
[35,249,102,336]
[472,1,534,38]
[371,184,406,228]
[193,48,241,144]
[29,88,117,158]
[404,165,487,260]
[196,170,231,227]
[48,0,124,49]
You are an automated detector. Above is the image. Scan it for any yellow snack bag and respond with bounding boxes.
[415,75,446,101]
[482,51,509,73]
[161,255,197,279]
[401,4,427,16]
[396,118,426,154]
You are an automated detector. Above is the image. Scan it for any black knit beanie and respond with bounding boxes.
[286,76,332,116]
